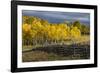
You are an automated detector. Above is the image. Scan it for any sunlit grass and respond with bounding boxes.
[22,35,90,51]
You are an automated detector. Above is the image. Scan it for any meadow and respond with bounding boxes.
[22,16,90,62]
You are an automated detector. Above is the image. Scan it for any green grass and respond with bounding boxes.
[22,44,44,51]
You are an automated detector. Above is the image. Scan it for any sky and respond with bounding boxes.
[22,10,90,25]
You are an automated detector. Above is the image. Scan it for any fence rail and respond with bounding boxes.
[23,42,90,59]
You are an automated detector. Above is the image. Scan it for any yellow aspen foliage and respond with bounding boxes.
[70,27,81,39]
[47,25,56,40]
[22,24,31,32]
[57,24,70,40]
[22,16,83,43]
[22,24,36,40]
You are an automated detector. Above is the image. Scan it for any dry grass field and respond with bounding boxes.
[22,35,90,62]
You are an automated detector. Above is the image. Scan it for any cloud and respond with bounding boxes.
[77,17,90,21]
[22,10,90,24]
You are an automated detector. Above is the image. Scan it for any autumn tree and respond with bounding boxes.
[70,26,81,39]
[81,24,90,34]
[22,16,82,46]
[72,21,81,30]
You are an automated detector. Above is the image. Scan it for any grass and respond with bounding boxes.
[22,35,90,62]
[75,35,90,44]
[22,44,44,51]
[22,50,84,62]
[22,45,90,62]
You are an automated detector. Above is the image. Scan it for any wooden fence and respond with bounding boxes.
[23,42,90,59]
